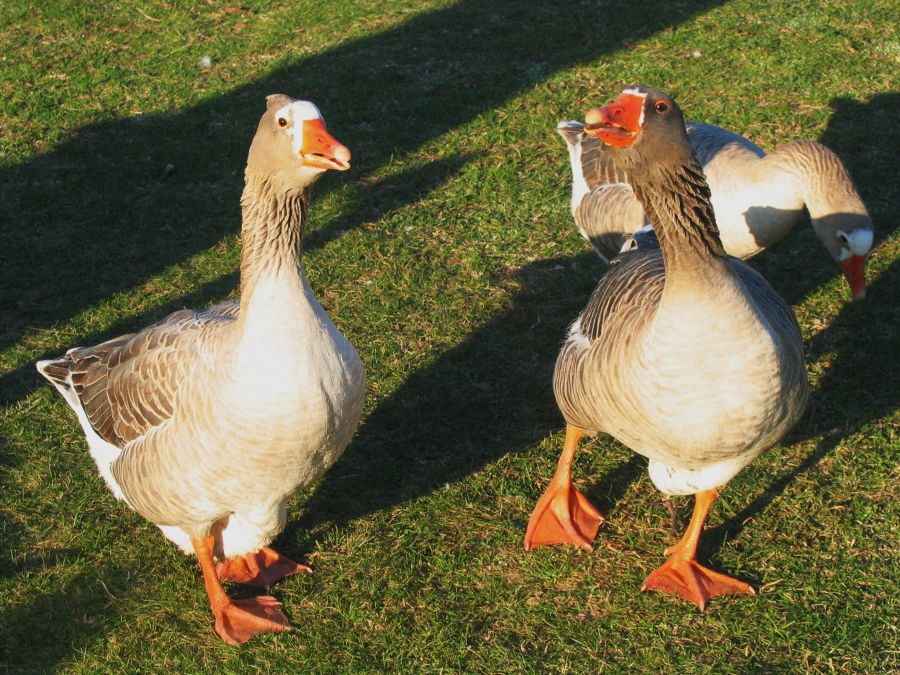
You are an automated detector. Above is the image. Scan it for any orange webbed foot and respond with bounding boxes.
[217,547,311,587]
[524,481,603,551]
[213,595,289,646]
[641,556,755,611]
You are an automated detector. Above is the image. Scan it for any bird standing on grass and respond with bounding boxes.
[525,86,809,610]
[38,95,365,644]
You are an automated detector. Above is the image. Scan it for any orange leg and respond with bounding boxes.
[217,546,311,588]
[192,535,289,645]
[524,425,603,551]
[641,489,755,611]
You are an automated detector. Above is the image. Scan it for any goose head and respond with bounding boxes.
[812,215,872,300]
[582,85,692,173]
[246,94,351,192]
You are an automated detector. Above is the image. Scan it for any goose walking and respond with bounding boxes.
[525,86,809,610]
[38,95,365,644]
[557,117,873,299]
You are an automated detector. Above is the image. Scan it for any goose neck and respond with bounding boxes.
[238,173,310,308]
[767,141,868,221]
[630,159,728,280]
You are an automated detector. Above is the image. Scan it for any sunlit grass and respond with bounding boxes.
[1,0,897,671]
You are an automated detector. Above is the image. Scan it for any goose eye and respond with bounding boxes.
[277,117,288,127]
[654,101,669,113]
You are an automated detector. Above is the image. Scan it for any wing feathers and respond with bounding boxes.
[36,302,239,448]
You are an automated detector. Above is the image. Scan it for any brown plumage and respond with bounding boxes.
[527,86,809,611]
[38,95,364,644]
[558,117,874,299]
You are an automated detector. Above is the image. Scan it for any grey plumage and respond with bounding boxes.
[558,119,874,280]
[554,85,808,484]
[37,95,364,551]
[534,86,810,609]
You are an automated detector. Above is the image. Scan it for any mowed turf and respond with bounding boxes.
[1,0,897,671]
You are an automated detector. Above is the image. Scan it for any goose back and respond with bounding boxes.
[561,120,873,272]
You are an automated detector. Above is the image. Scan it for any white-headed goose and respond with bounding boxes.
[37,95,365,644]
[557,115,873,299]
[526,86,809,611]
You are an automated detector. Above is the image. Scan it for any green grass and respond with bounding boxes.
[1,0,897,671]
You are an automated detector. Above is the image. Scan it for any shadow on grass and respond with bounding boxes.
[0,0,727,408]
[594,91,899,539]
[751,91,899,309]
[285,92,900,596]
[702,256,899,559]
[0,153,471,408]
[3,1,738,665]
[698,92,899,559]
[289,253,598,538]
[0,563,137,673]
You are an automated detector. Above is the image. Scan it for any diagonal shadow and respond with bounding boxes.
[517,92,899,566]
[750,91,899,308]
[0,0,728,394]
[696,92,899,559]
[286,91,899,566]
[0,565,128,673]
[703,256,899,556]
[0,153,471,408]
[3,2,740,666]
[287,254,598,540]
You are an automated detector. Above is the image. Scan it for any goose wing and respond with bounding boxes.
[579,244,665,342]
[559,121,645,261]
[41,301,239,448]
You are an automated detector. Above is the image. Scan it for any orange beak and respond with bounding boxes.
[583,92,645,148]
[300,119,351,171]
[839,254,867,300]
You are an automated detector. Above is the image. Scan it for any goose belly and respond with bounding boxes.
[150,335,364,559]
[600,301,790,470]
[127,334,364,549]
[224,329,365,497]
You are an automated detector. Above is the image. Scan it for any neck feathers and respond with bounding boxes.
[630,155,727,268]
[766,141,869,220]
[239,173,310,301]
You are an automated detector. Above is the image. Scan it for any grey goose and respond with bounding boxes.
[525,86,809,611]
[558,115,873,299]
[38,96,365,644]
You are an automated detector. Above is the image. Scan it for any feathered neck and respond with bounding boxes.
[238,172,311,306]
[627,151,728,281]
[765,140,870,222]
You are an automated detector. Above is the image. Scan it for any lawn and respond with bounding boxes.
[1,0,897,672]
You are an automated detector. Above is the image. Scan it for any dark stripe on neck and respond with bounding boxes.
[239,175,309,297]
[630,158,727,268]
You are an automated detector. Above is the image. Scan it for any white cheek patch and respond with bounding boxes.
[836,228,874,257]
[622,87,648,128]
[274,100,324,156]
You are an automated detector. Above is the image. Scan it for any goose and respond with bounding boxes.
[37,95,365,645]
[557,116,873,299]
[525,86,809,610]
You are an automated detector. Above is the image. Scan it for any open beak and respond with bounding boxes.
[583,92,644,148]
[839,254,867,300]
[301,119,351,171]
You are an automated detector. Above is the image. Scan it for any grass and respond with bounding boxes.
[1,0,897,671]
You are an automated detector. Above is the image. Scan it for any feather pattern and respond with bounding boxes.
[37,98,364,558]
[559,120,873,266]
[554,88,808,494]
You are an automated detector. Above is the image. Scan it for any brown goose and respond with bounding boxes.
[526,86,809,610]
[37,95,365,644]
[558,117,873,299]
